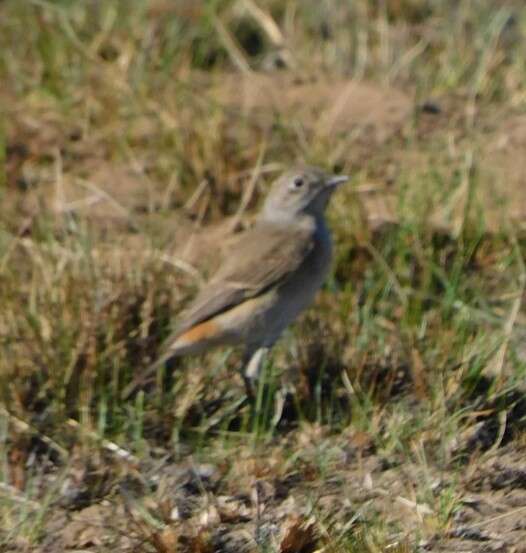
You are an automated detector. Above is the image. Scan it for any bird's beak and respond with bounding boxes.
[325,174,349,188]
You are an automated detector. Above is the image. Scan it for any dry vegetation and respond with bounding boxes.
[1,1,526,551]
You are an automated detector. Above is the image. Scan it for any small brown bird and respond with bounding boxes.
[146,166,347,395]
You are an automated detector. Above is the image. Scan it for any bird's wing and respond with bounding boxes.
[172,222,315,337]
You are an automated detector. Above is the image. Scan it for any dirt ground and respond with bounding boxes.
[4,73,526,551]
[2,2,526,550]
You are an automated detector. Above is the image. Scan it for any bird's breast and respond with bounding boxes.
[276,223,332,317]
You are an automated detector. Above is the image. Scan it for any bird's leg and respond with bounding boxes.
[242,347,269,398]
[245,347,269,380]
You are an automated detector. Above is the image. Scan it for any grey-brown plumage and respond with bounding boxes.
[147,165,348,393]
[173,223,315,338]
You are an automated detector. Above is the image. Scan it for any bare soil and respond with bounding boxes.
[3,73,526,552]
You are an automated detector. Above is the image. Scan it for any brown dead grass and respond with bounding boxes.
[2,2,526,551]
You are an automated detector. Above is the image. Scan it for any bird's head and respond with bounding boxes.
[261,166,348,222]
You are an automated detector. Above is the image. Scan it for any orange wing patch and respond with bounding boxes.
[176,319,222,347]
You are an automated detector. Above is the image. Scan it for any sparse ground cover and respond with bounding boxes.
[1,1,526,551]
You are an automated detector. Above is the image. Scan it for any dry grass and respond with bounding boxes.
[1,1,526,551]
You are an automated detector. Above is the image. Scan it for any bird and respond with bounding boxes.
[130,165,347,398]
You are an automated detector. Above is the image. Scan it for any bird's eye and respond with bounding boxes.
[292,176,304,188]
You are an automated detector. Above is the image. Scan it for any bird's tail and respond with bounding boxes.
[121,350,178,400]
